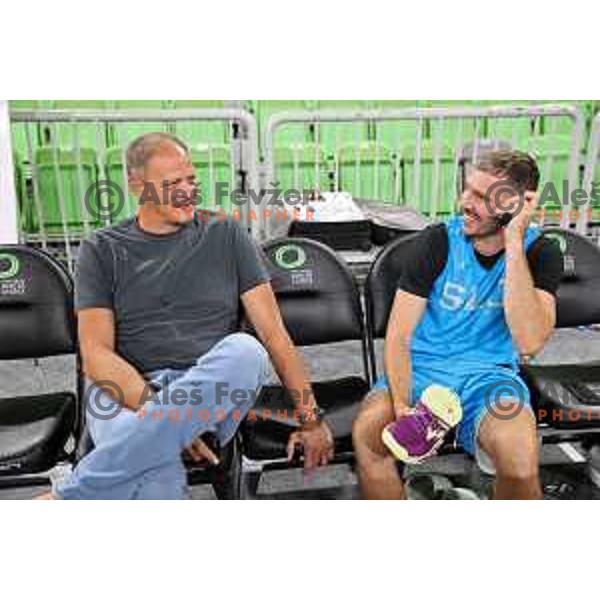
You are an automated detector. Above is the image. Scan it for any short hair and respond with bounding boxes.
[475,149,540,193]
[126,132,189,176]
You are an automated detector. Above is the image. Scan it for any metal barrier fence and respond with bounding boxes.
[582,113,600,234]
[9,108,258,272]
[5,103,595,259]
[261,104,586,238]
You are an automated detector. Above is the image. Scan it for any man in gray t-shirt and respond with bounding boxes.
[76,210,271,374]
[49,132,334,500]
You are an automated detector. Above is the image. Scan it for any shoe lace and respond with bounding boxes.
[413,407,450,440]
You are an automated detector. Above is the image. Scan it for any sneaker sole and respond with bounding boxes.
[420,385,463,428]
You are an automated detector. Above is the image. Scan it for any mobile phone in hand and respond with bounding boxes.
[497,212,513,228]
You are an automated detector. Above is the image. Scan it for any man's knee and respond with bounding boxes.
[479,410,539,481]
[216,332,269,374]
[352,390,395,458]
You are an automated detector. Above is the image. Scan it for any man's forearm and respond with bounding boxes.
[384,336,412,413]
[258,329,317,417]
[82,346,150,411]
[504,238,549,356]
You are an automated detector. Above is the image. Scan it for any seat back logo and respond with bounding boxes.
[274,244,307,271]
[544,231,568,255]
[0,253,20,280]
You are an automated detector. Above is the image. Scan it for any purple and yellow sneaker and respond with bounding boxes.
[381,385,463,464]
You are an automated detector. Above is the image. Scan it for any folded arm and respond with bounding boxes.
[78,307,149,411]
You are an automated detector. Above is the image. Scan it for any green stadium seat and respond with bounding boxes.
[422,101,482,151]
[111,100,171,145]
[477,100,537,147]
[402,140,457,217]
[190,144,235,212]
[173,100,230,147]
[9,100,43,162]
[256,100,314,154]
[336,142,398,202]
[540,101,587,140]
[51,100,113,150]
[9,103,39,236]
[105,147,139,221]
[12,152,32,233]
[528,134,579,214]
[273,144,330,197]
[31,147,99,234]
[10,98,597,238]
[313,100,371,155]
[105,101,173,189]
[581,102,600,148]
[32,100,58,146]
[370,100,423,153]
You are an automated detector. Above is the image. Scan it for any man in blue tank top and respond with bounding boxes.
[353,150,564,499]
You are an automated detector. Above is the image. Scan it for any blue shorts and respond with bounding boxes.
[373,362,531,462]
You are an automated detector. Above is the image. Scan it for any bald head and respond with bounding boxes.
[127,132,198,233]
[126,132,189,177]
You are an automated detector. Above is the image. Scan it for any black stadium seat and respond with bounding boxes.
[364,232,420,362]
[0,245,79,485]
[0,245,241,498]
[522,229,600,436]
[239,237,371,497]
[364,233,459,454]
[77,425,243,500]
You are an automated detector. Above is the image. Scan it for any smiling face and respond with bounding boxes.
[458,168,509,239]
[130,142,198,230]
[458,150,540,240]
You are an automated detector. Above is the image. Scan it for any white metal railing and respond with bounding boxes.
[262,104,585,238]
[8,108,257,272]
[4,103,594,260]
[582,113,600,234]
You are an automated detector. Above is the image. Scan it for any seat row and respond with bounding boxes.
[1,228,600,497]
[15,133,593,237]
[11,100,596,156]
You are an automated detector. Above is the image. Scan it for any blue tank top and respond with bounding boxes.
[410,217,540,372]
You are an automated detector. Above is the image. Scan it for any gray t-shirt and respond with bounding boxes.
[75,213,270,373]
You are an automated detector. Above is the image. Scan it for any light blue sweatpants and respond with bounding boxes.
[55,333,269,500]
